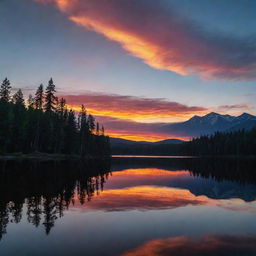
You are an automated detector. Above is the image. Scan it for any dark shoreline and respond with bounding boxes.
[0,153,110,161]
[0,153,255,161]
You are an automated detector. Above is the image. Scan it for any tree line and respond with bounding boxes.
[0,78,110,157]
[185,128,256,156]
[111,128,256,156]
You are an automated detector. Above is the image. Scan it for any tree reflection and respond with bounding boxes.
[112,157,256,184]
[0,159,111,239]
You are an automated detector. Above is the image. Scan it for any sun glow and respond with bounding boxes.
[106,133,187,142]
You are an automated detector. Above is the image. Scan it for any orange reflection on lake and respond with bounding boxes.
[72,183,256,213]
[113,168,188,176]
[104,168,190,189]
[73,185,206,211]
[122,235,256,256]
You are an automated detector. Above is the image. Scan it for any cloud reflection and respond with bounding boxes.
[122,235,256,256]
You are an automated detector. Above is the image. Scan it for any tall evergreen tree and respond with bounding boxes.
[88,114,95,133]
[35,84,44,110]
[12,89,25,105]
[63,110,77,154]
[0,78,11,102]
[57,98,66,118]
[11,89,26,152]
[27,94,35,109]
[101,125,105,136]
[96,122,100,136]
[44,79,57,112]
[78,105,88,156]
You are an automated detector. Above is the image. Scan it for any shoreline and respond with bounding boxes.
[0,153,110,161]
[0,153,255,161]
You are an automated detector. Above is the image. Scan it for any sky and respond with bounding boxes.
[1,0,256,141]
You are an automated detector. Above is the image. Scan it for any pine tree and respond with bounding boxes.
[12,89,25,105]
[0,78,11,102]
[96,122,100,136]
[88,114,95,133]
[55,98,67,153]
[78,105,88,156]
[34,84,44,151]
[57,98,66,117]
[44,79,57,112]
[101,125,105,136]
[64,110,77,154]
[35,84,44,110]
[27,94,35,109]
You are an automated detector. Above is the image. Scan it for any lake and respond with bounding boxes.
[0,157,256,255]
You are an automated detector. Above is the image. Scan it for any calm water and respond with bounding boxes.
[0,157,256,255]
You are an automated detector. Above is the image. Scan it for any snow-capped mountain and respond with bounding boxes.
[161,112,256,137]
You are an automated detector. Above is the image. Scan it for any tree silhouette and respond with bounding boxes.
[0,78,11,102]
[12,89,25,105]
[0,77,110,156]
[44,79,57,112]
[27,94,35,109]
[35,84,44,110]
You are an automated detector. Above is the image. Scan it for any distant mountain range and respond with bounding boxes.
[110,138,184,147]
[110,112,256,147]
[160,112,256,138]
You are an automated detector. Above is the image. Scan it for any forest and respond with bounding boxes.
[185,128,256,156]
[111,128,256,156]
[0,78,110,158]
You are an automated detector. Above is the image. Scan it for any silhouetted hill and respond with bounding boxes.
[110,137,184,147]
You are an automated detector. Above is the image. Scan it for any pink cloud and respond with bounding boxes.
[61,92,207,120]
[35,0,256,80]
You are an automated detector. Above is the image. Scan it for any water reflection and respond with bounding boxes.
[0,157,256,255]
[122,235,256,256]
[0,160,111,238]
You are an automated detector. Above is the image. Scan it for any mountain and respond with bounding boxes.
[160,112,256,137]
[153,139,185,145]
[110,112,256,154]
[110,137,184,147]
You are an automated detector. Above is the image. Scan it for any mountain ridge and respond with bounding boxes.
[110,112,256,146]
[160,112,256,138]
[110,137,184,147]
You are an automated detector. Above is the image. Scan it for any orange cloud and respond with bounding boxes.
[57,92,206,141]
[35,0,256,80]
[122,235,256,256]
[61,93,207,123]
[89,115,190,142]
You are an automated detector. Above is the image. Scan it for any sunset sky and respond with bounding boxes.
[1,0,256,141]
